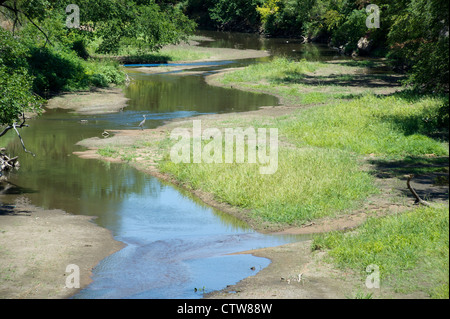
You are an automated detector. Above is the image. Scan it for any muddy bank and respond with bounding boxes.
[46,87,129,115]
[0,199,123,299]
[206,240,361,299]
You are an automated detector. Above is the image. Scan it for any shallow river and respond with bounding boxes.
[2,31,341,299]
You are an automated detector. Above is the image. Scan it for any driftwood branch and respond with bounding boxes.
[407,174,432,207]
[12,122,35,156]
[0,149,20,177]
[0,113,29,137]
[0,114,35,177]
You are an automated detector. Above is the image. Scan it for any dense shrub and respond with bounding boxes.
[26,46,125,96]
[27,46,87,95]
[0,29,43,125]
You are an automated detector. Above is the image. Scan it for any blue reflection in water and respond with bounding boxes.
[74,177,303,299]
[123,61,234,68]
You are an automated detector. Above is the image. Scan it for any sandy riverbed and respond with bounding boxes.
[0,199,123,299]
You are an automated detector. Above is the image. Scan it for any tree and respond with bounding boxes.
[0,28,44,175]
[0,0,197,176]
[0,0,197,53]
[382,0,449,92]
[208,0,262,32]
[70,0,197,53]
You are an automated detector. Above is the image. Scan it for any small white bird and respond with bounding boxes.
[139,115,146,130]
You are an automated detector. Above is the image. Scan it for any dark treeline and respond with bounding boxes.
[0,0,448,132]
[179,0,449,93]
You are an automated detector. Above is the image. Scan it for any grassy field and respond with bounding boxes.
[278,94,448,158]
[157,59,447,225]
[159,146,378,226]
[219,58,406,105]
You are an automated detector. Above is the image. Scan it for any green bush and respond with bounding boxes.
[208,0,261,31]
[27,46,88,95]
[0,29,43,125]
[26,46,125,96]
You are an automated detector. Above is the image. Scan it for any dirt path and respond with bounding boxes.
[0,198,123,299]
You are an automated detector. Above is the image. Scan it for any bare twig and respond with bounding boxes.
[0,2,52,47]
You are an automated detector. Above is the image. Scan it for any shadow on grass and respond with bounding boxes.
[369,156,449,202]
[274,72,403,88]
[374,91,449,142]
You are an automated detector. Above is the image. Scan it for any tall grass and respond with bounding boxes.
[312,205,449,298]
[159,144,377,226]
[278,94,449,158]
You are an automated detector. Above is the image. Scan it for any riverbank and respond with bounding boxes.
[0,198,123,299]
[3,49,446,299]
[73,57,448,299]
[0,41,282,300]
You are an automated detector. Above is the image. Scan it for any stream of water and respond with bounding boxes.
[1,31,342,299]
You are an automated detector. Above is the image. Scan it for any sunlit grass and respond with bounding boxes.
[97,146,119,158]
[221,57,319,84]
[312,204,449,298]
[277,94,449,158]
[159,144,377,226]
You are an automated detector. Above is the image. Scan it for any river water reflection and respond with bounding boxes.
[1,31,336,299]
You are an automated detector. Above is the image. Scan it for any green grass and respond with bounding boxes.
[312,205,449,298]
[221,58,319,84]
[159,144,377,226]
[218,57,408,106]
[154,63,447,227]
[158,47,212,62]
[277,94,449,158]
[97,146,119,158]
[97,145,139,163]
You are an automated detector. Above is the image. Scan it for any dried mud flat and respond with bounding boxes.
[0,198,123,299]
[45,87,129,115]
